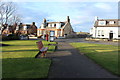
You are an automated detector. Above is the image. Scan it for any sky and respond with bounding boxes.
[15,1,118,32]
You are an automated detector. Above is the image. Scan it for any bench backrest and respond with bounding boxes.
[36,41,43,50]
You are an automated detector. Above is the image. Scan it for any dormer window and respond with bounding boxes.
[109,21,115,24]
[50,24,52,27]
[48,24,52,27]
[54,24,56,27]
[98,21,106,26]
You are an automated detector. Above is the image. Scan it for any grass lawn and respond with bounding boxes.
[70,43,119,76]
[1,40,56,78]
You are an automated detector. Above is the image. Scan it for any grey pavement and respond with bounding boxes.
[47,40,118,78]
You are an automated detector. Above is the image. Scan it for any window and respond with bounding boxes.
[61,23,65,27]
[52,24,56,27]
[56,23,61,29]
[98,30,100,36]
[48,24,52,27]
[109,21,115,24]
[110,30,113,33]
[54,24,56,27]
[50,24,52,27]
[101,30,104,36]
[98,21,106,25]
[102,35,104,36]
[46,23,48,26]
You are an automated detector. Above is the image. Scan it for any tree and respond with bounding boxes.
[0,1,5,25]
[9,14,21,25]
[0,1,21,33]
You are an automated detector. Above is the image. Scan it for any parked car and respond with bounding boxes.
[28,34,35,37]
[20,35,29,40]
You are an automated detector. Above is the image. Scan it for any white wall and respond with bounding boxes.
[41,24,44,29]
[56,23,61,29]
[91,27,120,39]
[90,27,97,37]
[48,24,51,27]
[52,24,54,27]
[48,23,61,28]
[23,26,27,30]
[16,26,19,30]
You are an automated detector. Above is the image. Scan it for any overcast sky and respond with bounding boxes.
[16,2,118,32]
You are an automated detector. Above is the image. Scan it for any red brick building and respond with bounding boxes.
[1,22,37,36]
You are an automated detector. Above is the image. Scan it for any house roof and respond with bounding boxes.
[40,16,71,29]
[43,21,67,28]
[94,19,120,27]
[47,21,66,24]
[19,24,33,26]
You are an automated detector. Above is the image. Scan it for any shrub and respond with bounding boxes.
[2,34,20,41]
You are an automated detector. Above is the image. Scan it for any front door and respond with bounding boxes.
[50,31,55,36]
[109,33,113,39]
[50,31,55,41]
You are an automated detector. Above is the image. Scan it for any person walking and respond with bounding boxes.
[46,34,49,41]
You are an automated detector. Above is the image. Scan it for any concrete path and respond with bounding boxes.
[46,41,118,78]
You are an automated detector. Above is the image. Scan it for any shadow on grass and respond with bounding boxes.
[0,44,11,47]
[11,44,51,46]
[2,49,55,52]
[2,49,38,52]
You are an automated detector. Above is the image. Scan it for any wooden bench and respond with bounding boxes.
[36,41,48,57]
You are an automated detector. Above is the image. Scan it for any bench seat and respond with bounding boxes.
[36,41,48,57]
[40,47,48,52]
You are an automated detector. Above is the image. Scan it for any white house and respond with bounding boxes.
[90,17,120,40]
[37,16,74,38]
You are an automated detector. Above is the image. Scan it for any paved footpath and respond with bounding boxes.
[46,42,118,78]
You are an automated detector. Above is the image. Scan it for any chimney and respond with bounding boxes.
[67,16,70,22]
[95,16,98,21]
[43,18,46,23]
[14,23,17,26]
[32,22,35,25]
[20,23,22,25]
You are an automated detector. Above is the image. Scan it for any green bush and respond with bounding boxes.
[2,34,20,41]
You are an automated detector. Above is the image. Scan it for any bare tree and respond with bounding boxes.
[0,1,5,25]
[0,2,16,25]
[9,14,21,25]
[0,1,21,33]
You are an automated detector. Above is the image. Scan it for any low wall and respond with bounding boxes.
[86,38,120,42]
[66,34,90,38]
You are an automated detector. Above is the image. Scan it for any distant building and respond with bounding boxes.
[1,22,37,36]
[90,17,120,39]
[37,16,74,38]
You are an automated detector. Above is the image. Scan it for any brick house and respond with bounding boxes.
[37,16,74,38]
[1,22,37,36]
